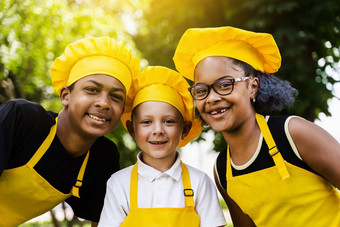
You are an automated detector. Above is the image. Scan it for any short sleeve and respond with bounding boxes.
[0,99,54,175]
[192,169,227,227]
[98,166,132,227]
[66,137,121,222]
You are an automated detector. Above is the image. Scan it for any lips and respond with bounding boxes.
[88,114,109,122]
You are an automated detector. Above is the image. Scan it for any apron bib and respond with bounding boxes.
[121,161,200,227]
[226,114,340,226]
[0,118,90,226]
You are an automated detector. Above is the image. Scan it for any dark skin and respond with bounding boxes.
[195,56,340,226]
[58,74,126,226]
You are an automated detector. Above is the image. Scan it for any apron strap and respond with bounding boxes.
[181,161,195,207]
[71,150,90,198]
[226,146,233,180]
[27,117,58,168]
[130,163,139,209]
[255,113,290,180]
[130,162,195,209]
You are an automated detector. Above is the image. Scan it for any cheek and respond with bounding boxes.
[195,101,204,113]
[112,103,125,115]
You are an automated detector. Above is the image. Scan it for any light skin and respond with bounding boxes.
[194,56,340,226]
[126,101,191,172]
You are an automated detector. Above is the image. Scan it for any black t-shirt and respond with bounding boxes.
[0,99,120,222]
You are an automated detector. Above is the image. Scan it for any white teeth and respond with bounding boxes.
[210,108,227,115]
[89,114,106,122]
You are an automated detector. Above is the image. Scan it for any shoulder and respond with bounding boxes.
[106,165,133,189]
[184,163,215,188]
[0,99,56,125]
[86,137,121,179]
[91,136,119,158]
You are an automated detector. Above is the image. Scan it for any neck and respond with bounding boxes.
[56,109,96,157]
[221,114,261,165]
[140,152,177,172]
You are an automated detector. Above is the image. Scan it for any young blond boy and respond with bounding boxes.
[98,66,226,227]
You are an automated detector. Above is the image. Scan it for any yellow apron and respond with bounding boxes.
[0,118,90,227]
[226,114,340,226]
[121,161,200,227]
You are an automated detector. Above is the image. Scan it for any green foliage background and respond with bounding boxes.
[1,0,340,169]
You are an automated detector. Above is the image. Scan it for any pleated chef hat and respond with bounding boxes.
[173,26,281,81]
[121,66,202,147]
[51,37,140,96]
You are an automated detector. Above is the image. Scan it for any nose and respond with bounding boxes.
[152,122,164,135]
[205,88,222,104]
[95,93,110,110]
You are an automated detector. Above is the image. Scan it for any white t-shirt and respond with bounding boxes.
[98,152,227,227]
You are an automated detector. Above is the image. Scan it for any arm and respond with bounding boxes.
[97,169,130,227]
[213,164,256,227]
[288,117,340,189]
[193,170,227,227]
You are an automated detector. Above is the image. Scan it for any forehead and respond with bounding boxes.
[76,74,125,91]
[194,56,244,83]
[133,101,182,118]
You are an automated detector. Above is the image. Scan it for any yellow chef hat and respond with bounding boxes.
[51,37,140,95]
[121,66,202,147]
[173,26,281,81]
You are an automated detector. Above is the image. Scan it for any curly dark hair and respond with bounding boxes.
[231,58,298,114]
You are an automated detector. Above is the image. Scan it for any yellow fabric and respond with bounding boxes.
[255,113,289,180]
[120,161,200,227]
[0,118,90,226]
[132,84,186,119]
[121,66,202,147]
[226,115,340,226]
[51,37,141,95]
[173,26,281,81]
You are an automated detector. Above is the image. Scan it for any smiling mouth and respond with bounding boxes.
[149,141,167,145]
[88,114,107,122]
[210,108,228,115]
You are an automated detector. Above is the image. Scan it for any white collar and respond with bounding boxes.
[136,152,182,182]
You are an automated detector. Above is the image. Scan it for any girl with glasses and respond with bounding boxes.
[173,26,340,227]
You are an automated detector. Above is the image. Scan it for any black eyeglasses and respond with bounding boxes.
[188,76,252,100]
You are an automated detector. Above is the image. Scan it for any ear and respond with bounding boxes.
[249,77,259,99]
[181,121,193,140]
[59,86,71,107]
[126,120,136,140]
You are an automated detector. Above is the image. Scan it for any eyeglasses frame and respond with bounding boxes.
[188,76,252,100]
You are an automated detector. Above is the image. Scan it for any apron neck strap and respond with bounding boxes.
[71,150,90,198]
[255,113,289,180]
[27,117,58,167]
[180,161,195,207]
[130,161,196,209]
[130,163,139,209]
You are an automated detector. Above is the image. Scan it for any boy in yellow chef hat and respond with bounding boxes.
[98,66,227,227]
[0,37,140,226]
[173,26,340,226]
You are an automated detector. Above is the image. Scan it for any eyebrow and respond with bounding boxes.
[86,79,125,93]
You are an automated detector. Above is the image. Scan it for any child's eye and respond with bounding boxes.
[141,120,151,125]
[164,119,175,124]
[110,94,124,102]
[85,87,98,93]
